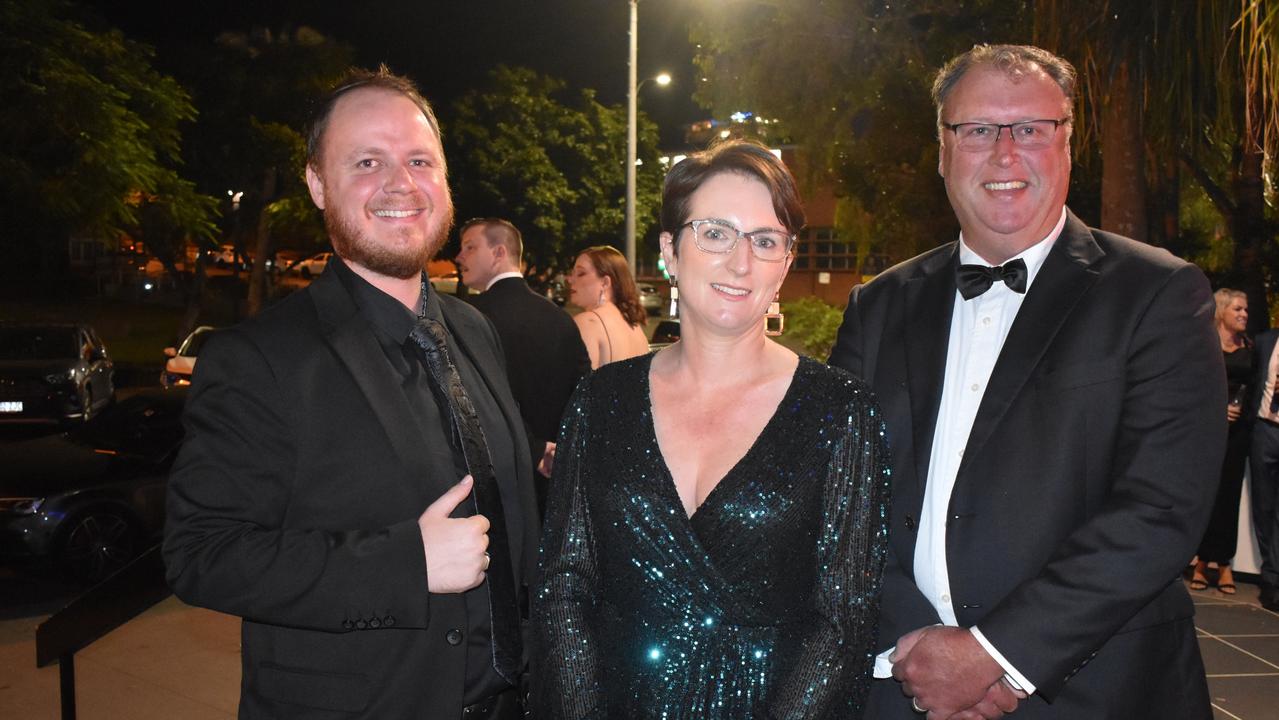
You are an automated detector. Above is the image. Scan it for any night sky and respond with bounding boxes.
[85,0,706,146]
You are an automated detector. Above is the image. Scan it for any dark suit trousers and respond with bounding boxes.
[1250,419,1279,589]
[1198,420,1250,562]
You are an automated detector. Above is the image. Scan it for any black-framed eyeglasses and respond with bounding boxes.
[679,219,795,263]
[941,118,1071,150]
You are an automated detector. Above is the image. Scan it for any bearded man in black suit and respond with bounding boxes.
[829,44,1224,719]
[455,217,591,513]
[165,67,537,719]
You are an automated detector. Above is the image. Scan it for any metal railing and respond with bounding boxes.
[35,545,171,720]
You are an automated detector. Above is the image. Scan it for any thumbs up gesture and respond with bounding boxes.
[419,475,491,593]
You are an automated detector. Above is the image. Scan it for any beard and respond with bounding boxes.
[325,199,454,280]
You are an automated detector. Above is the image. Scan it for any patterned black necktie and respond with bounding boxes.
[955,258,1029,300]
[409,316,522,684]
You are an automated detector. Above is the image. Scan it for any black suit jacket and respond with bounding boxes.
[467,276,590,468]
[1252,330,1278,417]
[164,266,538,719]
[830,211,1224,719]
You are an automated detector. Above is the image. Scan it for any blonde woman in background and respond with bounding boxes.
[1190,288,1254,594]
[569,246,650,368]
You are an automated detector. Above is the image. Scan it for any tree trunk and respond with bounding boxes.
[246,166,280,317]
[1100,59,1148,243]
[1234,137,1268,331]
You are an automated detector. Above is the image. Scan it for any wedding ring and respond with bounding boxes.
[911,698,925,714]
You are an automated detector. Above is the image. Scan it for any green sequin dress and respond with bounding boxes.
[531,354,891,719]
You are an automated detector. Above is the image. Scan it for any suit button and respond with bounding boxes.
[446,629,464,645]
[384,615,396,627]
[369,617,381,629]
[342,620,354,630]
[355,619,367,629]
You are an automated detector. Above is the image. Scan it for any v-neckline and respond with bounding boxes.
[645,354,807,521]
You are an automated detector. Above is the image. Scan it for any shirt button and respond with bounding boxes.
[970,383,979,392]
[982,317,992,326]
[941,593,952,604]
[446,629,464,646]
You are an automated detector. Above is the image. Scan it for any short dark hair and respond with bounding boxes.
[659,138,806,255]
[459,217,523,259]
[306,64,443,170]
[932,44,1077,125]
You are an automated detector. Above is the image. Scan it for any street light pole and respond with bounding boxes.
[625,0,639,273]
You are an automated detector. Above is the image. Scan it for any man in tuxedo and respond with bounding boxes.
[164,67,537,719]
[1250,330,1279,610]
[829,44,1224,719]
[455,217,591,513]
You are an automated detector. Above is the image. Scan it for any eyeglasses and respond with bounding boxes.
[679,219,795,263]
[941,118,1071,151]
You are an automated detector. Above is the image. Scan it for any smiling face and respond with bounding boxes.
[659,172,792,337]
[305,87,453,279]
[1222,297,1249,334]
[939,64,1072,263]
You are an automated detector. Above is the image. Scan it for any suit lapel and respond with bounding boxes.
[904,244,960,500]
[959,212,1104,472]
[309,270,429,476]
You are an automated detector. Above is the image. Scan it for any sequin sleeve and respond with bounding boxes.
[530,377,606,719]
[765,387,892,718]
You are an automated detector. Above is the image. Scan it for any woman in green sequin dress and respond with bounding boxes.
[531,139,891,719]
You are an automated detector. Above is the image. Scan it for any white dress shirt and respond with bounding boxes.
[484,271,525,291]
[874,208,1067,693]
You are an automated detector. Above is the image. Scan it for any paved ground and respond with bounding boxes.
[0,570,1275,719]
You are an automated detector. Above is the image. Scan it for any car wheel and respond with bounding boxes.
[59,509,139,584]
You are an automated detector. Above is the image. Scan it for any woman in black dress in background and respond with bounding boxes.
[1191,288,1253,594]
[530,140,891,719]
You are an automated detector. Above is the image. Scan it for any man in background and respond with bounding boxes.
[456,217,590,513]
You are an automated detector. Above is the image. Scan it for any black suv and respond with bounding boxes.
[0,323,115,424]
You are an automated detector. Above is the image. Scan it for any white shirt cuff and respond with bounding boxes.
[873,646,895,679]
[970,627,1036,695]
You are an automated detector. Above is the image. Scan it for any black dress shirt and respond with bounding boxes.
[331,257,517,703]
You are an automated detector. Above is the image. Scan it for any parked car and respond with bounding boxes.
[295,252,332,279]
[649,318,681,351]
[0,387,187,583]
[0,323,114,425]
[161,326,217,388]
[638,281,664,316]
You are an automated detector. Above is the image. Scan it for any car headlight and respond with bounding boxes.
[0,497,45,514]
[45,369,76,384]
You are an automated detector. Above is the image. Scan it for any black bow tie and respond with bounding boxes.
[956,258,1028,300]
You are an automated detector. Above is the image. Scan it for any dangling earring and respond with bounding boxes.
[764,293,783,336]
[597,288,606,308]
[668,277,679,317]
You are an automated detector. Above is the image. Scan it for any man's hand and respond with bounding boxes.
[944,679,1026,720]
[1227,403,1242,422]
[419,475,490,593]
[890,626,1008,718]
[538,441,556,477]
